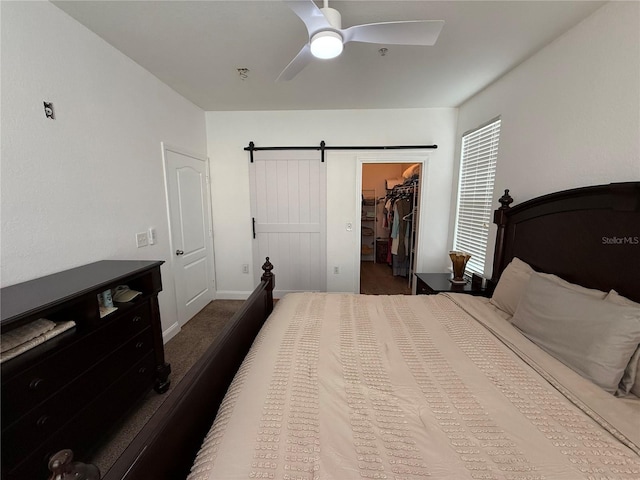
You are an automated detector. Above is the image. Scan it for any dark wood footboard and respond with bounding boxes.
[100,258,275,480]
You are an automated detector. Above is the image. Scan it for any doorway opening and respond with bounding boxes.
[360,162,422,295]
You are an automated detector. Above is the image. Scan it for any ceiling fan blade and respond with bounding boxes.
[277,43,313,82]
[284,0,331,36]
[343,20,444,46]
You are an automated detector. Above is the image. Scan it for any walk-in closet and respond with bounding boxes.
[360,163,421,295]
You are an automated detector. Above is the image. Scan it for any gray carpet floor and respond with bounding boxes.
[88,299,244,476]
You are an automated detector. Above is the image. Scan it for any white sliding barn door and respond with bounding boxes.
[250,151,326,297]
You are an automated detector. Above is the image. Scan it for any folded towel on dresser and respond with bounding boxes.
[1,320,76,363]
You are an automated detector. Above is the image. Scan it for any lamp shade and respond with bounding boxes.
[310,31,343,59]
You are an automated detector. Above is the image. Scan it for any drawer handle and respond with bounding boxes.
[132,315,142,323]
[135,341,144,349]
[37,415,50,427]
[29,378,44,390]
[138,367,147,375]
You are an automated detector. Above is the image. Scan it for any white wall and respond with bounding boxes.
[454,0,640,277]
[1,1,207,339]
[206,108,457,296]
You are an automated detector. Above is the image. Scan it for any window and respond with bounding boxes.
[453,117,501,276]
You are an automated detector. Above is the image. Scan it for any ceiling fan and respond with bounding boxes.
[277,0,444,81]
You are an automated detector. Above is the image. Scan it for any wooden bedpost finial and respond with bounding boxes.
[492,189,514,286]
[261,257,275,312]
[261,257,275,292]
[498,189,513,210]
[262,257,273,276]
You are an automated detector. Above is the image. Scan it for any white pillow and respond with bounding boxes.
[490,257,534,315]
[607,289,640,307]
[607,290,640,396]
[511,273,640,394]
[619,346,640,397]
[490,257,607,316]
[538,272,607,299]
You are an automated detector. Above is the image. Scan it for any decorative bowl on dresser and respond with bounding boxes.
[0,260,170,480]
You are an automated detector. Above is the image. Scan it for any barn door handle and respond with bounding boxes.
[176,250,184,256]
[252,218,256,239]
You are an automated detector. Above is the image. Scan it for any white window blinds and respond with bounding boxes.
[453,118,501,276]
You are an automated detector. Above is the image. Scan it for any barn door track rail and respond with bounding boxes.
[245,141,438,163]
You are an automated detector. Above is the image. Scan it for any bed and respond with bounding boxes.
[63,182,640,479]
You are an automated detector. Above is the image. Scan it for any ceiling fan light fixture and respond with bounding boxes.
[310,31,343,59]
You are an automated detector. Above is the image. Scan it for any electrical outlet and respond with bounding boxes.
[333,266,340,274]
[242,264,249,274]
[136,232,149,248]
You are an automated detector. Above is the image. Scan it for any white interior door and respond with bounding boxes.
[163,143,215,326]
[250,150,326,297]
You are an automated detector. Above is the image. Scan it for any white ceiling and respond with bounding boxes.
[52,0,605,111]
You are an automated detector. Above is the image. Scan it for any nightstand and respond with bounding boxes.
[415,272,490,296]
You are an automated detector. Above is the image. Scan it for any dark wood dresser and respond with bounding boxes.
[1,260,170,480]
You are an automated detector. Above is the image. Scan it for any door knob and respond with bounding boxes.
[176,249,184,256]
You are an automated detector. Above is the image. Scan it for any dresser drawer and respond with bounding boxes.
[5,352,157,480]
[102,301,152,339]
[2,327,154,466]
[416,281,435,295]
[1,302,151,424]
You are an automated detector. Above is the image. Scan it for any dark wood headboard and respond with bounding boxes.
[491,182,640,303]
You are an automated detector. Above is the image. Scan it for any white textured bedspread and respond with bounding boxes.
[188,293,640,480]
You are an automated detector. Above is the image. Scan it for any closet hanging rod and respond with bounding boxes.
[245,141,438,162]
[387,184,418,197]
